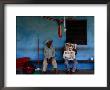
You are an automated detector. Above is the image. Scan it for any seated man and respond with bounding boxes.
[42,40,57,73]
[63,42,78,73]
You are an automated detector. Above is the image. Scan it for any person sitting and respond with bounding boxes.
[42,40,57,74]
[63,42,78,73]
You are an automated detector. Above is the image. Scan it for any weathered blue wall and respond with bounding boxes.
[16,16,94,61]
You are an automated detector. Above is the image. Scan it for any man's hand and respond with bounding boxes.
[47,57,53,63]
[50,57,53,60]
[46,58,49,61]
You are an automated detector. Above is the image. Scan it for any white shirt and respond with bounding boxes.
[44,46,55,59]
[63,50,75,60]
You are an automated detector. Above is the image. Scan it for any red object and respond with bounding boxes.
[58,25,62,38]
[23,66,34,74]
[23,63,35,74]
[16,57,35,74]
[16,57,30,68]
[42,16,63,38]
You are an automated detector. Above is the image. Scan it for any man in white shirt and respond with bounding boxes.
[42,40,57,73]
[63,43,78,73]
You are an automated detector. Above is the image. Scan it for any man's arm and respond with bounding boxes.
[44,47,47,58]
[52,48,55,58]
[73,48,77,55]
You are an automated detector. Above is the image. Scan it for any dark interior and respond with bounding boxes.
[66,20,87,45]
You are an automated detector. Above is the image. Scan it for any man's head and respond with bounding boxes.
[65,43,70,50]
[46,40,53,48]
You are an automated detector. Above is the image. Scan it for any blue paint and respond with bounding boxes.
[16,16,94,69]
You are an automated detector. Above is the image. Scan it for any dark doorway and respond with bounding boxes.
[66,20,87,45]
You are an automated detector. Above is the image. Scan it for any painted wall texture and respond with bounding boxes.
[16,16,94,61]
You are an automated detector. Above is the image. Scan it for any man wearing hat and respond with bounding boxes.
[42,40,57,73]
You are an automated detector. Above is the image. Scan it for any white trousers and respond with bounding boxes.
[42,58,57,72]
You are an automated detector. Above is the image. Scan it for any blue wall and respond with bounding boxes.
[16,16,94,61]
